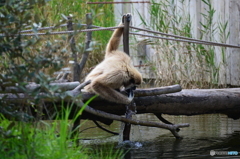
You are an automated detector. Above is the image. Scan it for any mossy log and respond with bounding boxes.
[84,88,240,120]
[1,84,240,120]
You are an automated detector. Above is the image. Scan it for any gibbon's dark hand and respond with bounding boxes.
[125,86,136,100]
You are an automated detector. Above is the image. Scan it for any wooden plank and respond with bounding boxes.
[212,0,225,85]
[227,0,240,86]
[225,0,231,85]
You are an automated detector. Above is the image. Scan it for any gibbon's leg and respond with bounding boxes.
[92,81,132,104]
[91,72,133,104]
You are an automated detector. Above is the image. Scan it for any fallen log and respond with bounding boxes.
[1,85,240,119]
[85,88,240,120]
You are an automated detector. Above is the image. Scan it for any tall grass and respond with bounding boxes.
[0,112,87,158]
[0,102,124,159]
[138,0,229,88]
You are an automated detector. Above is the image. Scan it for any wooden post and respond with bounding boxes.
[123,14,130,55]
[67,16,80,81]
[78,13,92,77]
[122,14,133,141]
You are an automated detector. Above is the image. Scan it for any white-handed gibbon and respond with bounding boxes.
[84,13,142,104]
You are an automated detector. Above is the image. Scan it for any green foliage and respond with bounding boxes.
[0,0,115,116]
[0,0,122,158]
[0,102,124,159]
[0,0,66,121]
[0,115,86,159]
[0,111,124,159]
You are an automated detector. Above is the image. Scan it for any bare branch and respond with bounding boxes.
[73,99,189,138]
[78,13,93,78]
[68,80,91,96]
[134,84,182,97]
[0,82,80,93]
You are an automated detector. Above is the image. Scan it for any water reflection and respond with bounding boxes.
[80,114,240,158]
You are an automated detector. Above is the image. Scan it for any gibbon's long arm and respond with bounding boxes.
[105,23,124,55]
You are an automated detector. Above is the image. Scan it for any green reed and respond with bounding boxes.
[138,0,229,88]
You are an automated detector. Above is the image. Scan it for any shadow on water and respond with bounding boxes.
[79,114,240,159]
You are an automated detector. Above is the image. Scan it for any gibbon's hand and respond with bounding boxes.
[122,13,132,23]
[125,86,136,101]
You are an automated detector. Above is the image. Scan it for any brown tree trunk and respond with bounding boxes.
[84,88,240,120]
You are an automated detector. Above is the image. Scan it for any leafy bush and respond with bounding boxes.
[0,0,122,158]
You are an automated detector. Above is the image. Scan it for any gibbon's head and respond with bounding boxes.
[133,72,142,86]
[123,66,142,90]
[129,68,142,86]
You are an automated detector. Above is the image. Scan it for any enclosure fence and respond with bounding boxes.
[1,23,240,49]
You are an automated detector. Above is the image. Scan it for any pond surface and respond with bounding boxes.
[80,114,240,158]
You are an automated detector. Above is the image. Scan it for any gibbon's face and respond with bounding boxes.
[124,70,142,90]
[134,76,142,85]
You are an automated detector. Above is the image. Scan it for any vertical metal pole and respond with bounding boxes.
[122,14,133,141]
[123,14,130,55]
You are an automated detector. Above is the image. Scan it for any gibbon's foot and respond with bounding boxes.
[122,13,132,23]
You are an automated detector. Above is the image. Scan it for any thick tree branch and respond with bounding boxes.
[0,82,80,93]
[134,84,182,97]
[67,80,91,96]
[78,13,92,78]
[73,98,189,138]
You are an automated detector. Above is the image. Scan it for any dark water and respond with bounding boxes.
[80,114,240,158]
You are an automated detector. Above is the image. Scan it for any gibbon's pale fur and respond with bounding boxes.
[84,15,142,104]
